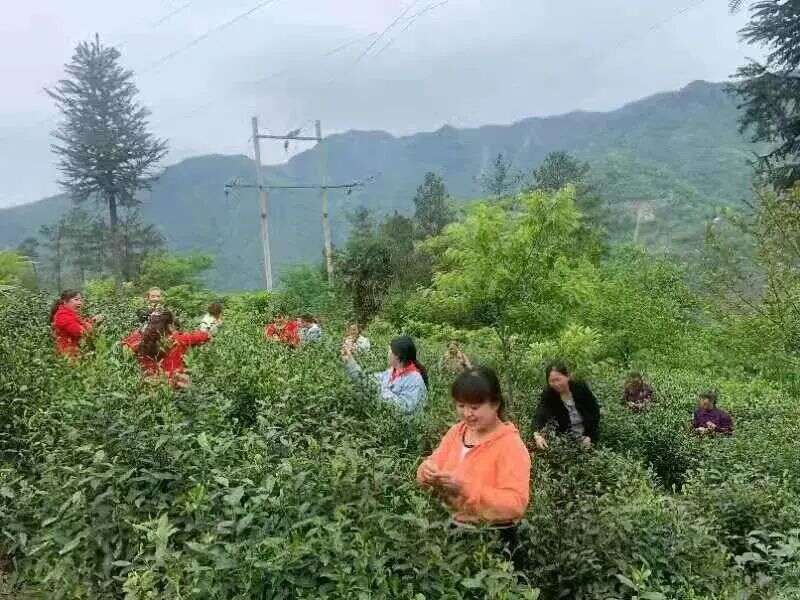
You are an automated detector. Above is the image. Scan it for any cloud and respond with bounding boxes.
[0,0,755,207]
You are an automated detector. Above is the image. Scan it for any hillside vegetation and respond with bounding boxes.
[0,81,755,290]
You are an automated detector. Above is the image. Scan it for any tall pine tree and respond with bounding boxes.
[47,35,167,277]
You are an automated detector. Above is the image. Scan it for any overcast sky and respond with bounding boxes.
[0,0,754,208]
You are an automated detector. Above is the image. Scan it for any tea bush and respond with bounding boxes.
[3,287,800,599]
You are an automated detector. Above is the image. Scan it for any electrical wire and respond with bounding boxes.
[114,0,197,50]
[482,0,713,178]
[156,32,378,126]
[139,0,284,75]
[248,31,379,88]
[372,0,451,59]
[0,0,282,141]
[350,0,423,68]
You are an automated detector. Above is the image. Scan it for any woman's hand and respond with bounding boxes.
[581,436,592,449]
[92,314,105,324]
[433,472,463,496]
[340,342,354,362]
[533,432,548,451]
[418,460,439,485]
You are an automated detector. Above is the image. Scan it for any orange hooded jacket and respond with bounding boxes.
[417,421,531,524]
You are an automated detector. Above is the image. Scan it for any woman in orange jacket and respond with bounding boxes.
[50,290,104,358]
[417,366,530,555]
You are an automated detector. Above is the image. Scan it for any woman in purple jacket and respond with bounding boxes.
[692,391,733,435]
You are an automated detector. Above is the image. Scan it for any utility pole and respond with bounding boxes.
[315,120,334,283]
[237,119,372,289]
[251,116,273,290]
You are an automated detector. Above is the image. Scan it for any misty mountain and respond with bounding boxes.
[0,80,755,290]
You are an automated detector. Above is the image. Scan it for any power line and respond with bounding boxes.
[493,0,713,178]
[152,32,379,127]
[318,2,425,91]
[350,0,423,68]
[249,31,379,87]
[372,0,451,59]
[602,0,710,59]
[280,2,451,158]
[114,0,197,50]
[139,0,283,75]
[225,180,371,192]
[0,0,284,143]
[151,1,195,28]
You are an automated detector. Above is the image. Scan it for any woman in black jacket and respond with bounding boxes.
[532,362,600,450]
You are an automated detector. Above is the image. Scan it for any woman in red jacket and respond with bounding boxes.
[50,290,104,358]
[129,311,210,387]
[264,315,301,347]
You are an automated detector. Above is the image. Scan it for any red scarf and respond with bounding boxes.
[389,361,419,383]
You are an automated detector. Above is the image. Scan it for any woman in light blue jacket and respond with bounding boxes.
[341,335,428,413]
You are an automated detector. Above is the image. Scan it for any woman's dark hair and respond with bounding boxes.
[545,360,570,381]
[50,290,81,323]
[699,390,718,406]
[300,314,317,323]
[208,302,223,318]
[451,366,505,420]
[139,311,175,361]
[390,335,428,388]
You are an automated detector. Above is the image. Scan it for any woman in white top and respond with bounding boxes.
[298,314,323,344]
[199,302,223,335]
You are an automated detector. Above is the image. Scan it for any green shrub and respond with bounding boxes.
[5,285,800,599]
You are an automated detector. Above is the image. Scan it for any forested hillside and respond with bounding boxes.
[0,80,753,289]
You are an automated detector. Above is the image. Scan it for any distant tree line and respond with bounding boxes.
[336,149,601,325]
[16,206,164,291]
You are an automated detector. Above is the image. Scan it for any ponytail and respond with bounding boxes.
[414,360,429,389]
[50,290,80,323]
[138,311,174,361]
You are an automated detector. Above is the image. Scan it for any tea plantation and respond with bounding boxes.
[2,280,800,600]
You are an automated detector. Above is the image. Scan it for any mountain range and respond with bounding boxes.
[0,80,756,290]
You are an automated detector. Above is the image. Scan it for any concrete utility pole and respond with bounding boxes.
[245,120,342,288]
[251,116,273,290]
[236,118,376,289]
[315,120,334,283]
[224,172,367,288]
